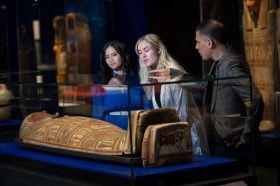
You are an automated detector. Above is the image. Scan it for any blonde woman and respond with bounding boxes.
[135,33,209,155]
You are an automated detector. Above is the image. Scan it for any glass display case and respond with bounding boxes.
[0,0,260,185]
[0,71,258,185]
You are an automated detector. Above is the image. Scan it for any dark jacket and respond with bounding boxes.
[205,47,264,144]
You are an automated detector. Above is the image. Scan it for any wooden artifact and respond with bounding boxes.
[53,13,93,110]
[242,0,278,132]
[18,108,194,167]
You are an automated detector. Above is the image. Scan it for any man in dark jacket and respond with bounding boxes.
[149,19,264,161]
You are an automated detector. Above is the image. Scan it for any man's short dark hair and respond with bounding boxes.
[196,19,228,45]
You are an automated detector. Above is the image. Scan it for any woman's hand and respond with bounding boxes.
[148,68,171,80]
[108,77,122,85]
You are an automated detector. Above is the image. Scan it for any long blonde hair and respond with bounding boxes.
[135,33,186,99]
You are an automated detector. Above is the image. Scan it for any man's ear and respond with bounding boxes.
[208,38,215,48]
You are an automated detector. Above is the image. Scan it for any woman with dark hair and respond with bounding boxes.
[98,40,138,85]
[93,40,151,130]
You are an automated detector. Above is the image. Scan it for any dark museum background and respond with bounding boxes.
[0,0,259,76]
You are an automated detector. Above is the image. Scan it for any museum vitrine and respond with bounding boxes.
[0,71,258,185]
[0,0,259,185]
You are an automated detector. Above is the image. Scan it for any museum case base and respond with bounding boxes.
[16,138,142,166]
[0,120,22,143]
[0,142,257,186]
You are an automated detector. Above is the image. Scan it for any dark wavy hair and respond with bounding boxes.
[98,40,138,84]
